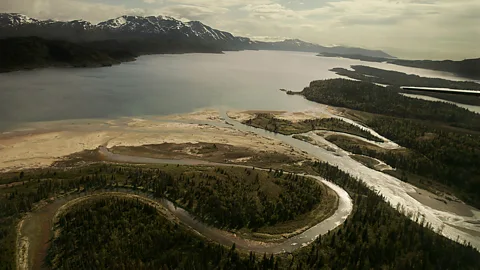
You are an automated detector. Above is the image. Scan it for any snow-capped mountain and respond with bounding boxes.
[0,14,93,30]
[97,15,182,34]
[96,15,245,45]
[252,39,324,52]
[0,13,252,50]
[0,13,38,27]
[0,13,393,58]
[186,21,235,41]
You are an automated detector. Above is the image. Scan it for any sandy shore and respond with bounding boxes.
[0,110,308,172]
[408,189,477,218]
[4,109,480,250]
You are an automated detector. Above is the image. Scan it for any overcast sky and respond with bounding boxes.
[1,0,479,60]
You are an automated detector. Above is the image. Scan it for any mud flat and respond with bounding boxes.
[0,110,309,172]
[408,189,477,218]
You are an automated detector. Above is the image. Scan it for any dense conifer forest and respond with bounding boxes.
[300,79,480,131]
[150,167,328,230]
[330,65,480,90]
[0,165,326,269]
[298,78,480,208]
[1,162,479,269]
[46,197,277,270]
[280,161,480,269]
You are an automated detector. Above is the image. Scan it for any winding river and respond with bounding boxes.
[218,111,480,250]
[17,106,480,269]
[18,147,353,269]
[7,50,480,268]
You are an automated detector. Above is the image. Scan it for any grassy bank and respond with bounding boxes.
[244,113,383,141]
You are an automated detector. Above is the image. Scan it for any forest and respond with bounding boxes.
[365,117,480,207]
[0,165,329,269]
[300,78,480,131]
[297,78,480,208]
[330,65,480,89]
[0,161,479,269]
[46,197,277,270]
[278,161,480,269]
[244,113,382,141]
[146,166,331,231]
[402,90,480,106]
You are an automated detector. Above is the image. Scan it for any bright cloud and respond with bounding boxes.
[0,0,478,59]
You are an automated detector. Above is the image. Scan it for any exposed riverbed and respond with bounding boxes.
[220,110,480,249]
[5,107,479,252]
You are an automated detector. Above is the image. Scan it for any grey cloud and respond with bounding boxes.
[342,16,403,26]
[0,0,478,59]
[160,4,228,20]
[166,0,271,8]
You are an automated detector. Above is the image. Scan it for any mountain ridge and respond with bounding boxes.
[0,13,394,58]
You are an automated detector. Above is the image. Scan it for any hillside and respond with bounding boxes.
[0,13,393,59]
[392,58,480,80]
[0,37,136,72]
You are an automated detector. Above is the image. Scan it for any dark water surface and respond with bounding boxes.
[0,50,474,130]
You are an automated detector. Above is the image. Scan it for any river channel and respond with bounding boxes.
[18,149,352,269]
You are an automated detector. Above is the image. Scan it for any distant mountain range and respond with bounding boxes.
[255,39,394,58]
[0,13,394,58]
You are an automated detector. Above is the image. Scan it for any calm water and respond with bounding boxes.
[0,50,477,130]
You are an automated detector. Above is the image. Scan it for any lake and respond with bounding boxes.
[0,50,477,130]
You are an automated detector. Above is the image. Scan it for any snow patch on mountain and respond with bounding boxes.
[110,17,127,28]
[0,13,394,58]
[0,13,38,26]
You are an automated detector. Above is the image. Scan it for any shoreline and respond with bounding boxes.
[0,110,312,172]
[3,109,480,251]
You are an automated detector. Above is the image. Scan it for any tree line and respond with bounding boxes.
[46,197,280,270]
[276,161,480,269]
[1,162,479,269]
[298,78,480,208]
[301,78,480,131]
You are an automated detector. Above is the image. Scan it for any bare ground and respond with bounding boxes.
[408,189,476,218]
[0,110,310,172]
